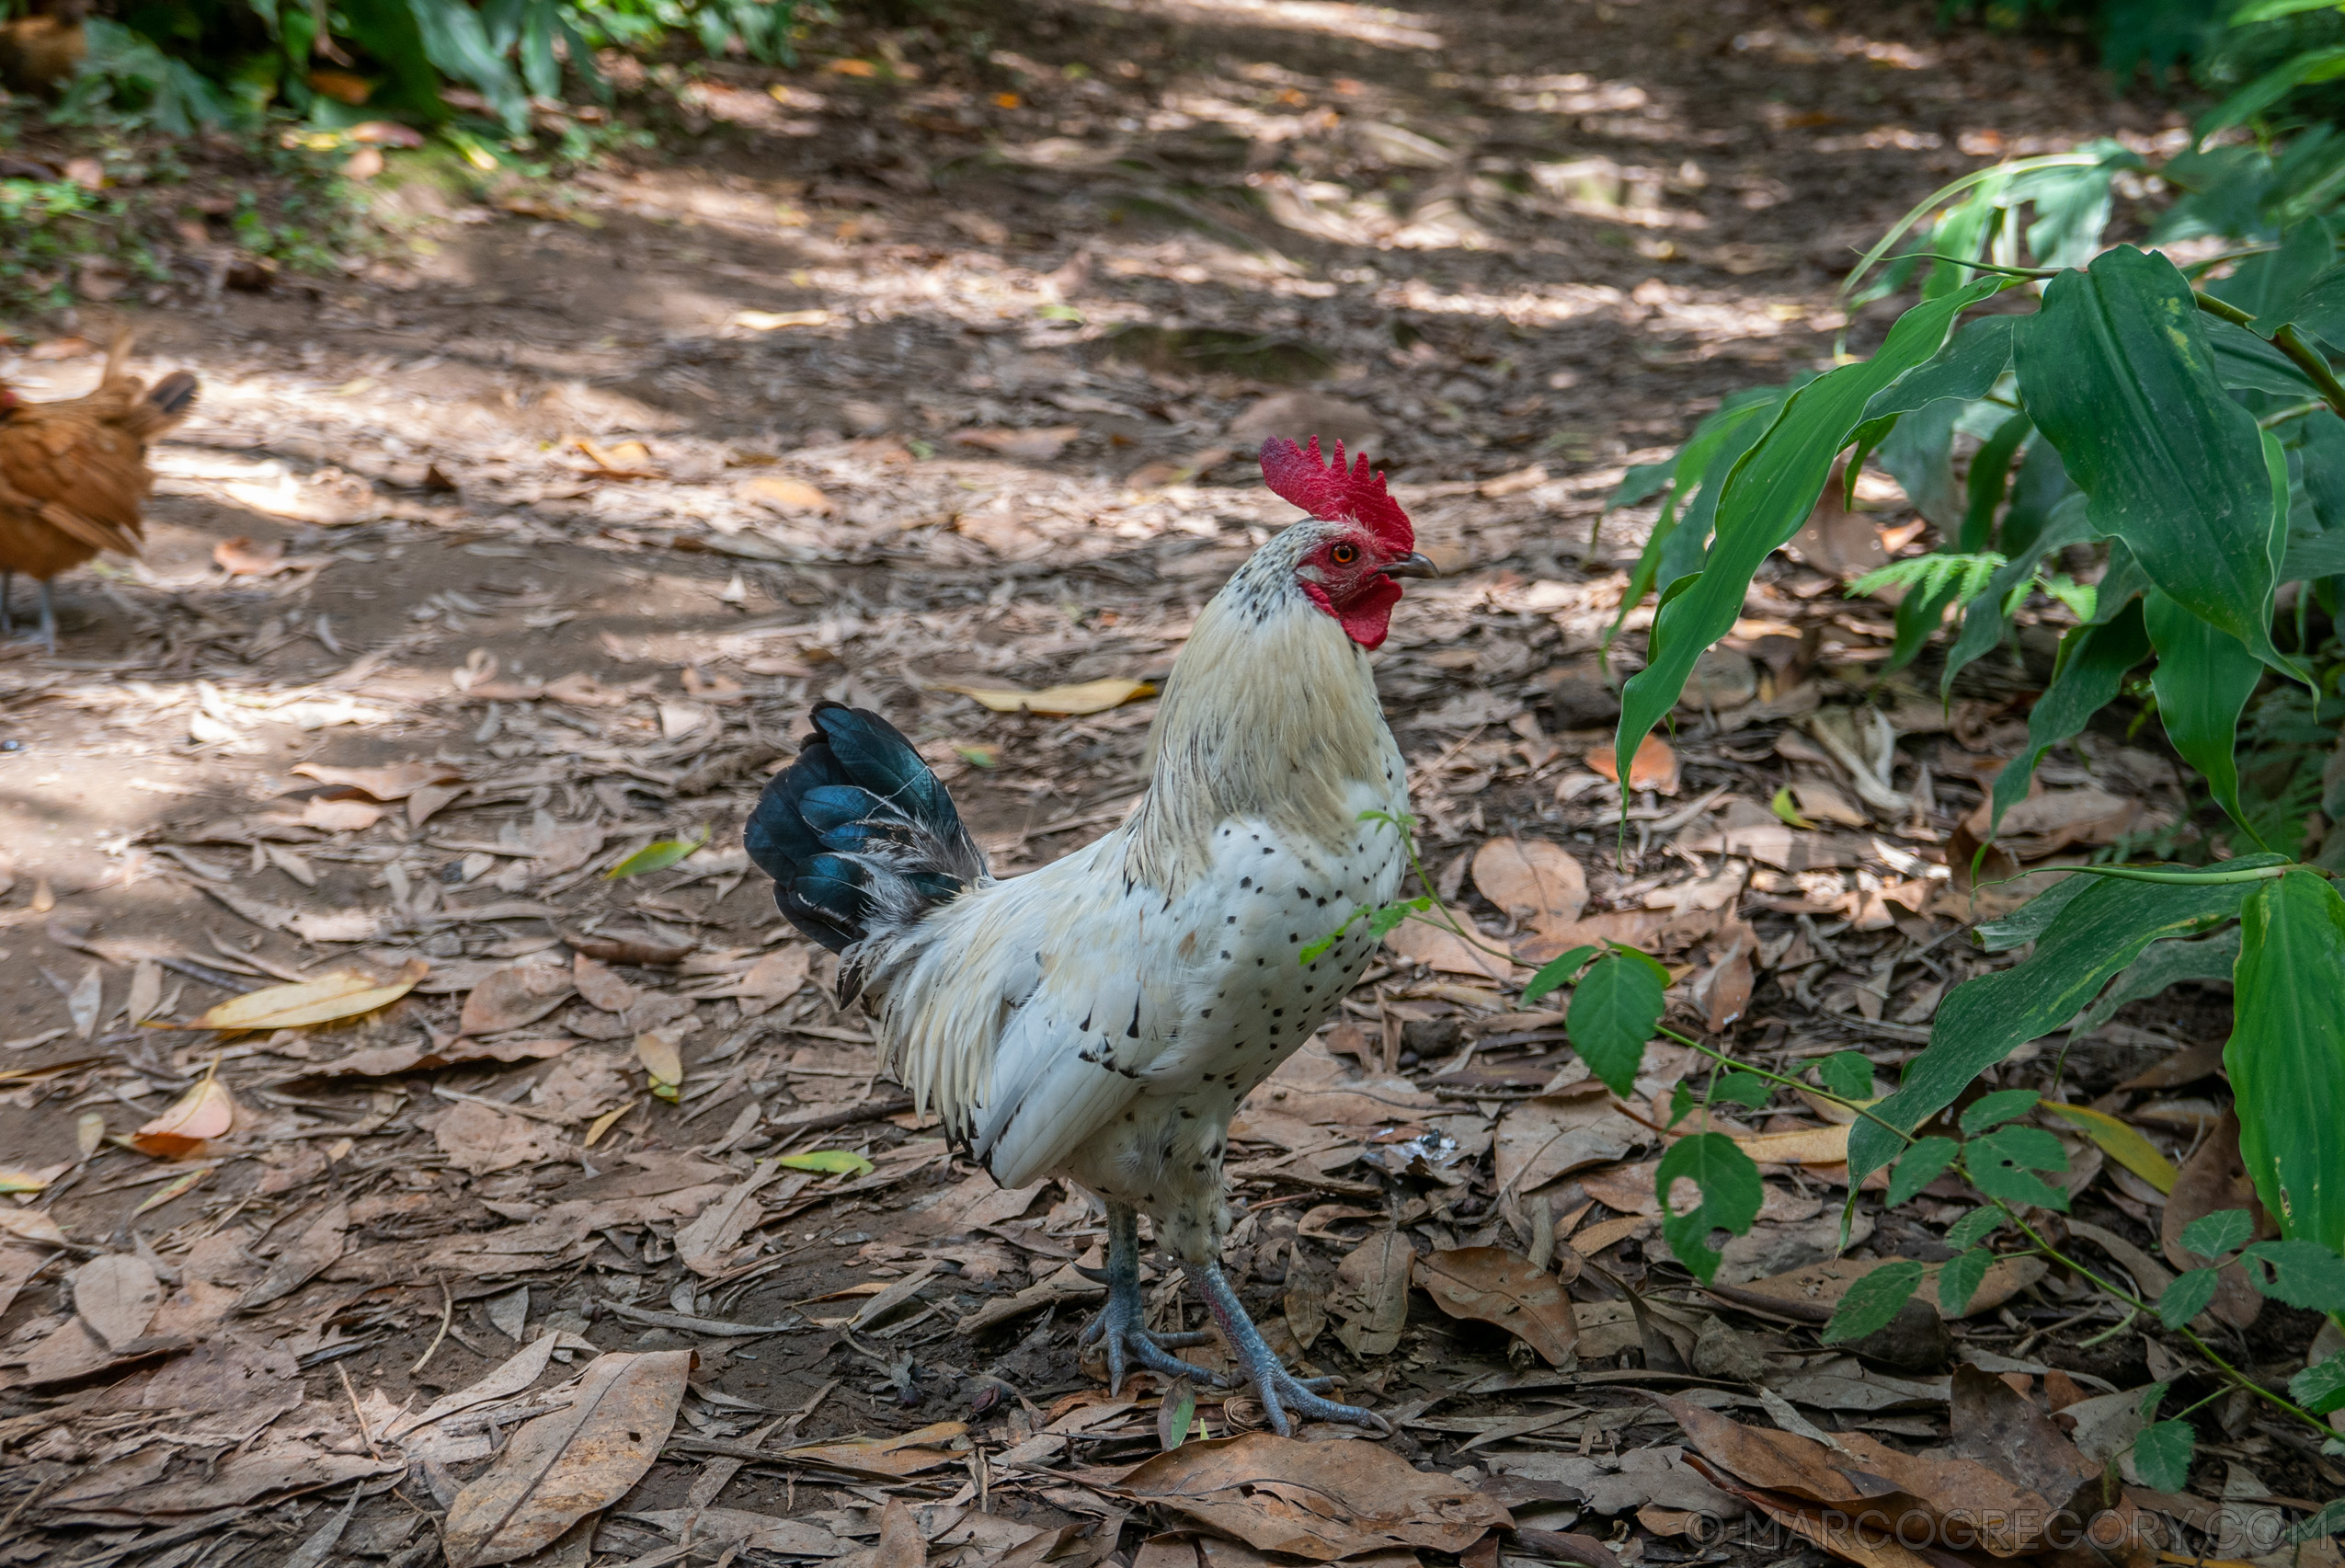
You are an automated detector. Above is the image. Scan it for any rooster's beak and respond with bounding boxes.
[1381,552,1438,579]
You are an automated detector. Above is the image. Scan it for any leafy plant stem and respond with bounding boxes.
[1981,861,2300,890]
[2259,399,2330,429]
[1996,1202,2335,1436]
[2191,292,2345,418]
[1657,1025,1920,1150]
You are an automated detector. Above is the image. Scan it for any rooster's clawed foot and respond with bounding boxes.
[1079,1204,1217,1396]
[1197,1259,1390,1438]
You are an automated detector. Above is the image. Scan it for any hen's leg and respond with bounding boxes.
[1078,1202,1215,1395]
[1196,1260,1388,1437]
[0,571,12,638]
[36,579,55,655]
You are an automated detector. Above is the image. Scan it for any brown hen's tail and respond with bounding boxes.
[119,368,199,441]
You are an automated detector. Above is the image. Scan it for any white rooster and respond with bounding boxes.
[746,436,1434,1432]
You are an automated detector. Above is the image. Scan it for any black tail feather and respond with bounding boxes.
[145,371,199,420]
[745,701,985,960]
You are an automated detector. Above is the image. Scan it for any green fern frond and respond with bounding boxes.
[1847,551,2008,604]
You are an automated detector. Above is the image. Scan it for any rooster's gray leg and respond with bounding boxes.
[1078,1202,1215,1394]
[1195,1259,1389,1437]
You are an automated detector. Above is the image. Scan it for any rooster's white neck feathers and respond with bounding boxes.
[1122,521,1393,891]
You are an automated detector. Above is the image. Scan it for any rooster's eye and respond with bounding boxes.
[1330,543,1357,566]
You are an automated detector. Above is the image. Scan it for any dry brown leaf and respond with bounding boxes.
[461,961,577,1036]
[1414,1246,1578,1365]
[1493,1086,1648,1194]
[1948,1363,2103,1510]
[1471,839,1587,931]
[299,797,384,831]
[676,1161,789,1277]
[635,1027,686,1100]
[0,1209,68,1247]
[954,426,1081,461]
[236,1199,349,1312]
[132,1074,237,1158]
[2161,1108,2266,1329]
[442,1348,693,1567]
[860,1499,927,1568]
[1585,735,1680,795]
[1726,1253,2046,1320]
[1115,1434,1508,1561]
[739,475,837,513]
[213,535,291,576]
[1382,917,1511,981]
[572,954,640,1013]
[778,1421,969,1479]
[74,1253,162,1349]
[935,677,1156,715]
[434,1102,575,1175]
[292,761,463,801]
[1328,1228,1413,1357]
[309,1036,573,1078]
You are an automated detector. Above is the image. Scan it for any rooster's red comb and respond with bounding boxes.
[1259,436,1413,554]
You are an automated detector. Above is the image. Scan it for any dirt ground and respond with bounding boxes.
[3,0,2336,1564]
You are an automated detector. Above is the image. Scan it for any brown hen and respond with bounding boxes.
[0,333,198,652]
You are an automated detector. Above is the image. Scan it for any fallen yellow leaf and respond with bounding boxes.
[936,677,1156,716]
[735,309,830,331]
[2044,1102,2177,1193]
[738,475,836,514]
[162,959,428,1033]
[1730,1122,1850,1165]
[132,1073,237,1159]
[635,1032,684,1102]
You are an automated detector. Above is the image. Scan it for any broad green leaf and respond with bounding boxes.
[1959,412,2035,554]
[2294,265,2345,351]
[1520,944,1597,1008]
[1974,872,2098,953]
[2131,1420,2196,1492]
[1818,1051,1875,1101]
[2138,1380,2171,1419]
[2179,1207,2255,1260]
[1886,1137,1958,1207]
[1607,392,1786,646]
[2206,316,2328,396]
[1713,1071,1771,1109]
[776,1150,875,1177]
[1946,1207,2005,1251]
[1823,1260,1925,1342]
[1655,1132,1764,1286]
[2293,1351,2345,1416]
[1942,496,2097,699]
[1999,434,2077,557]
[1939,1249,1994,1314]
[1849,871,2270,1183]
[1960,1089,2042,1135]
[608,827,711,879]
[1612,278,2007,811]
[1871,399,1966,529]
[1607,460,1676,512]
[1566,949,1668,1096]
[2156,1267,2222,1328]
[2227,871,2345,1252]
[2076,928,2241,1034]
[2018,246,2288,671]
[2231,0,2345,25]
[2242,1239,2345,1310]
[2199,46,2345,140]
[1966,1124,2072,1212]
[2286,1502,2345,1546]
[1985,598,2150,836]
